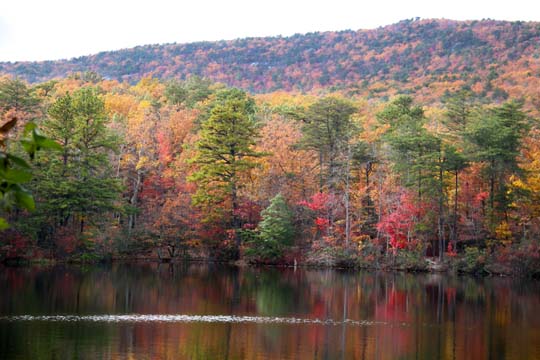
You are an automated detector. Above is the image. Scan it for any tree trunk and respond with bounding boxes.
[231,180,241,247]
[319,151,324,191]
[452,170,459,250]
[490,159,495,214]
[345,143,351,246]
[128,170,143,234]
[438,155,444,261]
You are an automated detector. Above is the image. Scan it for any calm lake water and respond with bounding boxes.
[0,263,539,359]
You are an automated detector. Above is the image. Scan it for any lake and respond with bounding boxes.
[1,263,539,359]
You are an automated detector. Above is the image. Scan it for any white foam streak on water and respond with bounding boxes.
[0,314,399,326]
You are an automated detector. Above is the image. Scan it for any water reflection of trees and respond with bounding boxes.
[0,264,539,359]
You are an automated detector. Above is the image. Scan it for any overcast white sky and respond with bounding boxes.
[0,0,538,62]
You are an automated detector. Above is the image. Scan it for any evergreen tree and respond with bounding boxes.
[259,194,294,246]
[442,91,473,248]
[0,78,39,115]
[190,88,264,246]
[378,96,445,257]
[300,97,357,191]
[26,88,121,248]
[165,76,215,109]
[442,89,475,136]
[248,193,295,261]
[465,101,529,221]
[443,144,468,250]
[298,97,357,243]
[378,96,441,200]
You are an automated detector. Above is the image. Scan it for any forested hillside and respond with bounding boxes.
[1,19,540,105]
[1,18,540,275]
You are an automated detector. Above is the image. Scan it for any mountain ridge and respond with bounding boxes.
[2,18,540,102]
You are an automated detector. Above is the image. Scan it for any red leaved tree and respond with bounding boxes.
[377,191,425,254]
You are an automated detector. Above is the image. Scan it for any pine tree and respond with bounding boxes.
[298,96,357,243]
[26,87,121,247]
[248,193,294,261]
[259,194,294,246]
[378,96,440,199]
[465,100,529,222]
[0,78,39,115]
[378,96,445,257]
[299,97,357,191]
[190,88,264,246]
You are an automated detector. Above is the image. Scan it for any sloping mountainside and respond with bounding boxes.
[2,18,540,101]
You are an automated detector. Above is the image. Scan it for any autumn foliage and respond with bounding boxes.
[0,22,540,275]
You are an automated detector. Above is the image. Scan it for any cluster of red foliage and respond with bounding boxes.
[377,192,425,252]
[299,192,337,232]
[234,200,262,230]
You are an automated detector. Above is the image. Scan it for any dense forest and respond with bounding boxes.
[0,73,538,275]
[1,19,540,107]
[0,19,540,275]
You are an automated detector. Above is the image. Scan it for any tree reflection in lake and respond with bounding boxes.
[1,263,539,359]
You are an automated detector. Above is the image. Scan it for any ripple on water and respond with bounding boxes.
[0,314,403,327]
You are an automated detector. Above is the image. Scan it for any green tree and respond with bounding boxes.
[442,91,473,248]
[378,96,441,200]
[165,76,214,109]
[300,97,357,191]
[26,88,121,249]
[0,78,39,115]
[260,194,294,245]
[465,101,529,222]
[190,88,264,247]
[378,96,447,257]
[442,89,475,136]
[246,193,295,262]
[46,93,75,172]
[443,145,468,249]
[298,97,357,243]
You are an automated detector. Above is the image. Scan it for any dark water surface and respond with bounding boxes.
[1,263,539,359]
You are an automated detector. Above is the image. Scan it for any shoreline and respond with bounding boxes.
[2,255,537,278]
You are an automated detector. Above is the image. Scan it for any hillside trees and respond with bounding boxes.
[2,20,540,111]
[164,76,215,108]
